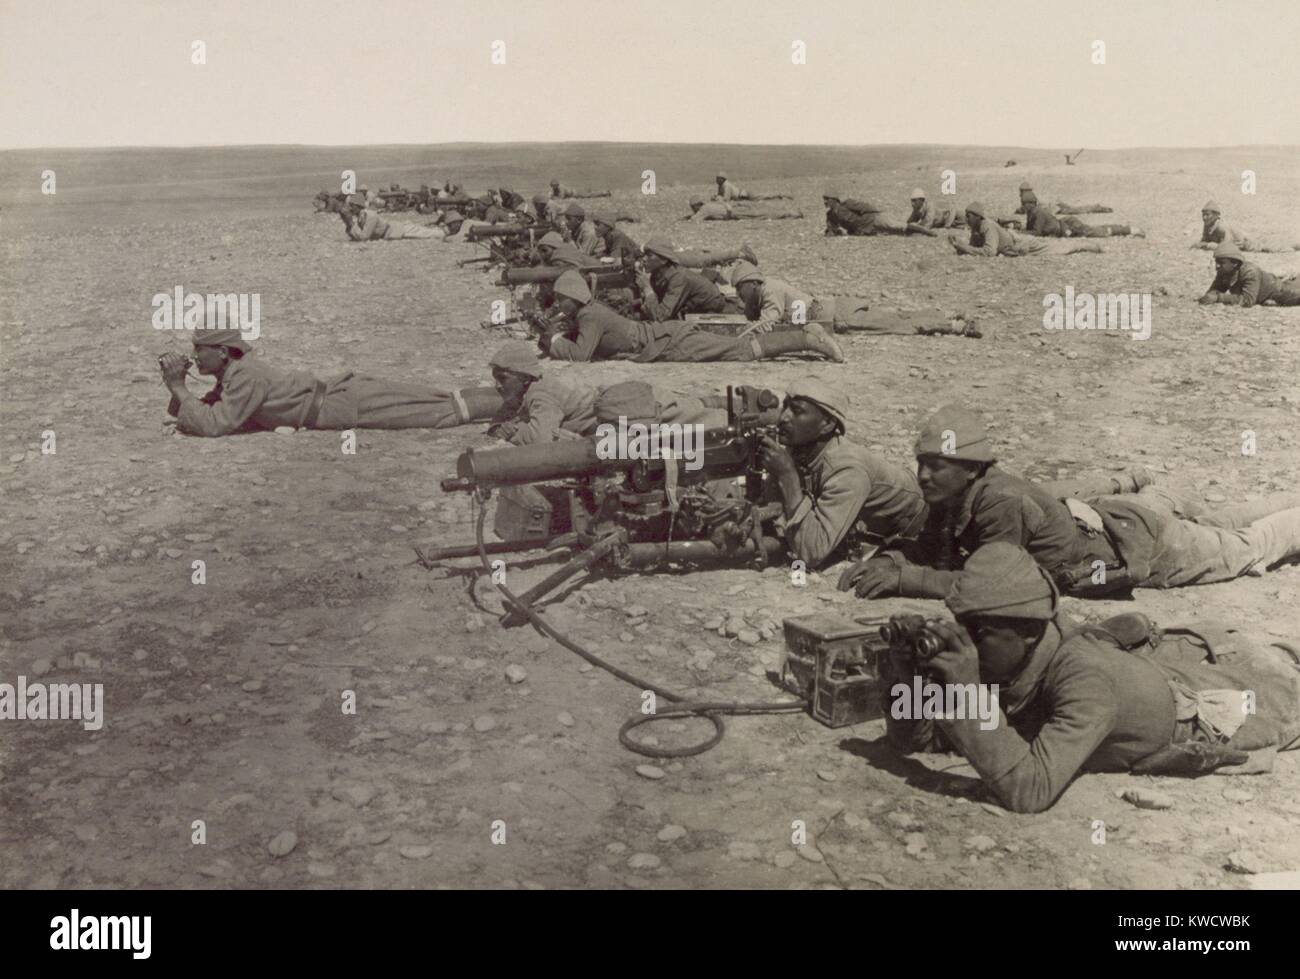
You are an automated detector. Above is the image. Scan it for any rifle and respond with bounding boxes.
[416,385,784,623]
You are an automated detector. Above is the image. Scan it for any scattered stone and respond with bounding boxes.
[965,834,998,853]
[816,770,838,782]
[1067,877,1092,890]
[978,802,1007,817]
[885,810,921,831]
[332,784,376,808]
[657,824,687,842]
[773,851,798,869]
[465,614,486,633]
[627,853,661,870]
[606,842,628,855]
[635,764,665,780]
[241,679,264,693]
[399,845,434,860]
[736,629,762,645]
[30,658,52,677]
[473,714,498,733]
[1121,788,1174,810]
[1225,850,1265,875]
[267,831,298,857]
[797,846,825,864]
[903,833,928,856]
[625,605,649,618]
[557,711,575,727]
[504,664,528,684]
[1222,788,1254,803]
[307,862,336,878]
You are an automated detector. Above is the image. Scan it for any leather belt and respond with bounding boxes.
[301,380,328,430]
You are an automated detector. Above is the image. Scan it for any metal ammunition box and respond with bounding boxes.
[781,614,889,728]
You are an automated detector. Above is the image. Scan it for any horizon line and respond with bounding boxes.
[2,139,1297,153]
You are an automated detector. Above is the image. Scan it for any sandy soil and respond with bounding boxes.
[2,148,1299,889]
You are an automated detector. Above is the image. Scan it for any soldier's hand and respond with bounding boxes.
[757,434,796,479]
[837,556,901,599]
[919,619,981,687]
[159,352,190,384]
[1197,293,1216,305]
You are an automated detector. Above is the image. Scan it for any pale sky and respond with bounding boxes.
[2,0,1296,149]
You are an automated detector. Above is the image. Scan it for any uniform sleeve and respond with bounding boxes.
[641,274,686,322]
[758,286,786,327]
[938,658,1120,813]
[548,320,600,362]
[175,367,270,437]
[972,219,1000,256]
[1222,266,1261,307]
[510,386,566,444]
[781,461,872,568]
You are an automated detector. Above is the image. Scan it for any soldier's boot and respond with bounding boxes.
[753,324,845,363]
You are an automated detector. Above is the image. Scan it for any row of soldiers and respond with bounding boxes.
[155,324,1300,812]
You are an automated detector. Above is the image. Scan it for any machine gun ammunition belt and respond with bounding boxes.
[470,497,805,757]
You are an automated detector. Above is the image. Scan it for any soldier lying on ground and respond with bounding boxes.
[1194,200,1299,253]
[728,261,981,338]
[905,189,966,236]
[1198,241,1300,307]
[636,238,748,321]
[603,219,757,270]
[550,179,610,199]
[484,343,726,445]
[838,405,1300,599]
[822,191,908,236]
[159,331,498,437]
[881,541,1300,813]
[687,197,803,221]
[755,382,1152,571]
[950,202,1102,257]
[542,270,843,363]
[341,196,450,241]
[713,173,790,202]
[1021,193,1143,238]
[1013,180,1113,215]
[561,203,603,256]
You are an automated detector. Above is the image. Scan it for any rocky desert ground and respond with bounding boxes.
[2,143,1298,889]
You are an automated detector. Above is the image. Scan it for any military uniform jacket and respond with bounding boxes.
[167,358,358,436]
[548,302,647,362]
[778,436,928,568]
[1200,261,1290,307]
[755,278,816,327]
[348,209,390,240]
[506,376,598,444]
[1022,206,1064,237]
[643,266,726,321]
[825,200,882,235]
[893,466,1115,597]
[603,229,641,267]
[883,617,1300,812]
[1201,219,1248,245]
[968,216,1044,256]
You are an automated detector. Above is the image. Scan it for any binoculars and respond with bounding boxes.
[158,354,193,370]
[879,615,945,661]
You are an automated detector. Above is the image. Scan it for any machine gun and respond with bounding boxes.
[459,224,538,269]
[416,385,783,624]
